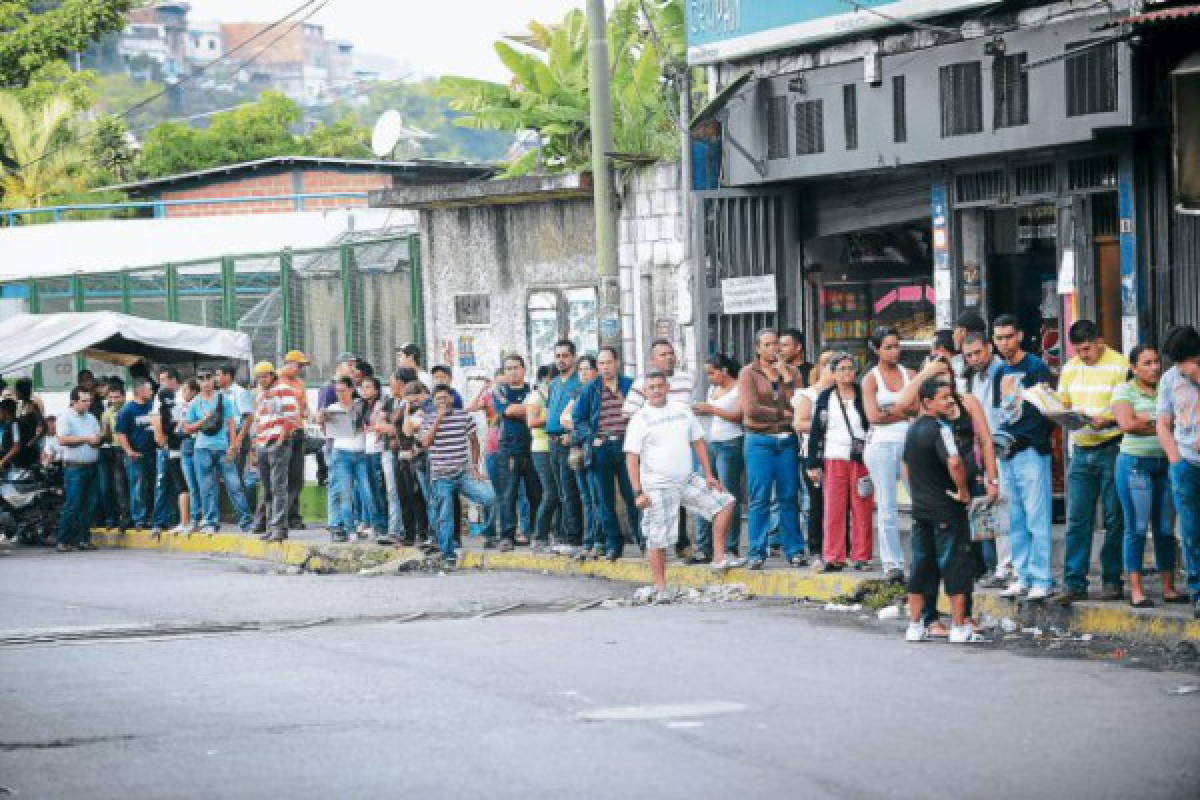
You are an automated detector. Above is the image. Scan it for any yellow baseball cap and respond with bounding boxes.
[284,350,311,365]
[253,361,276,376]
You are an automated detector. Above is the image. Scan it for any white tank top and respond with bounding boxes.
[870,365,911,444]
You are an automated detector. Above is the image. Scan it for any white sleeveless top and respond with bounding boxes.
[869,365,911,444]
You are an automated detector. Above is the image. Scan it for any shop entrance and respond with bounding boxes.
[985,204,1060,361]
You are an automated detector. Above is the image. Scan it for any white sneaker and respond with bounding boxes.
[200,525,218,535]
[1000,582,1029,598]
[710,557,746,572]
[1026,586,1051,601]
[905,622,928,642]
[949,624,979,644]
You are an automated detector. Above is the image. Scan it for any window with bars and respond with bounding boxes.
[1014,162,1055,197]
[892,75,907,143]
[766,95,789,160]
[843,84,858,150]
[993,53,1029,128]
[794,99,825,155]
[955,169,1006,204]
[940,61,983,137]
[1067,154,1118,190]
[1065,40,1118,117]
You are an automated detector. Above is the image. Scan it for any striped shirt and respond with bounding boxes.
[421,408,477,479]
[622,371,695,418]
[597,384,628,436]
[253,382,304,446]
[1057,346,1129,447]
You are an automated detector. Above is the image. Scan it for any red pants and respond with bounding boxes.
[822,458,874,564]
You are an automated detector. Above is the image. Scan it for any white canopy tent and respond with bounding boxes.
[0,312,253,375]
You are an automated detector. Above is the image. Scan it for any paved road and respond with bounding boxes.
[1,551,1197,800]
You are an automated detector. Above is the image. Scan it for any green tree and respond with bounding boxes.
[0,0,133,88]
[0,91,85,207]
[436,0,684,176]
[86,113,134,184]
[136,92,377,178]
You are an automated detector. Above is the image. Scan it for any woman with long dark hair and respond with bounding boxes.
[693,352,745,568]
[806,353,872,570]
[1113,344,1183,606]
[862,327,915,582]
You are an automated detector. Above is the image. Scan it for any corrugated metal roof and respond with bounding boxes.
[99,156,497,194]
[1123,4,1200,24]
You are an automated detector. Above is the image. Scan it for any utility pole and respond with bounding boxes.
[586,0,620,347]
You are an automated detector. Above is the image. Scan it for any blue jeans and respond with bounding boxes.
[363,452,389,533]
[549,439,583,545]
[193,447,252,530]
[591,438,641,556]
[1064,442,1124,593]
[380,451,406,537]
[579,464,601,549]
[415,456,437,532]
[492,449,541,541]
[329,449,377,534]
[1115,453,1175,574]
[433,471,496,560]
[532,450,560,543]
[125,448,155,528]
[1168,459,1200,595]
[58,464,98,546]
[1000,448,1053,590]
[180,439,203,523]
[864,439,906,571]
[745,433,804,562]
[696,437,743,557]
[151,450,179,529]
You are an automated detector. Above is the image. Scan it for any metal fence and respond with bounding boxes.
[0,234,423,389]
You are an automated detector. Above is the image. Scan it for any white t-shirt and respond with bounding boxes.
[624,400,704,489]
[824,390,867,462]
[704,386,743,442]
[326,401,365,452]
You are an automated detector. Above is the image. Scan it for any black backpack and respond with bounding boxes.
[200,394,225,436]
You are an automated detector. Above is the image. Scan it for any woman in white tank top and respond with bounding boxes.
[862,328,916,580]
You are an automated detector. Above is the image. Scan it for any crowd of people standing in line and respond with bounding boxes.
[4,317,1198,631]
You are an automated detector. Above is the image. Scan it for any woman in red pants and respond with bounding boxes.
[805,353,874,571]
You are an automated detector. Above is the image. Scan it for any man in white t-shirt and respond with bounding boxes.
[625,371,736,597]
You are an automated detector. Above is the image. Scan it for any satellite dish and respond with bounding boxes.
[371,110,404,158]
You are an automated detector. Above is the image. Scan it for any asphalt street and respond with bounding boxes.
[1,550,1198,800]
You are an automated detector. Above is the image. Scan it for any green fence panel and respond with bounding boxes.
[33,277,75,390]
[175,259,226,330]
[289,244,347,383]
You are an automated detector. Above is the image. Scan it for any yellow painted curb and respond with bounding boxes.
[89,528,1198,643]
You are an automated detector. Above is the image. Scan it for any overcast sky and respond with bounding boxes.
[187,0,591,81]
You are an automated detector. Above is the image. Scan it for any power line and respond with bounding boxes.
[9,0,330,176]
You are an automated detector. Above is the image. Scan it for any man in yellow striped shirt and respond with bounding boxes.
[1056,319,1129,603]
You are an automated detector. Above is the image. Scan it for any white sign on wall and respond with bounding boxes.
[721,275,777,314]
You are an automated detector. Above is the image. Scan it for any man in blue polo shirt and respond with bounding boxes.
[114,377,157,530]
[491,354,541,551]
[544,339,584,546]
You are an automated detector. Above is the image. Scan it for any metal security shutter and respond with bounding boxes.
[1172,213,1200,330]
[694,190,795,365]
[807,174,932,238]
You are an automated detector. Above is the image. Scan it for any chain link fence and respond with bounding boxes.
[0,233,420,388]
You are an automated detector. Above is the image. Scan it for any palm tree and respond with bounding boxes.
[436,0,685,176]
[0,91,86,209]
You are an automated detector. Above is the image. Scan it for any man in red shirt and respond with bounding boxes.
[251,361,304,542]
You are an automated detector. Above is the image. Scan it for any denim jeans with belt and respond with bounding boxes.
[329,448,376,534]
[531,450,560,543]
[864,438,906,572]
[1168,458,1200,595]
[1064,440,1124,593]
[192,446,252,530]
[548,438,583,545]
[590,437,641,556]
[433,470,496,561]
[695,436,743,557]
[1115,453,1175,574]
[745,432,804,562]
[58,463,98,546]
[1000,448,1053,591]
[125,447,156,528]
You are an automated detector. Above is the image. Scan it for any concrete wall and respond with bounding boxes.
[418,198,599,378]
[618,162,692,375]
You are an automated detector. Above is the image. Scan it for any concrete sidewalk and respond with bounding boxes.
[78,523,1200,645]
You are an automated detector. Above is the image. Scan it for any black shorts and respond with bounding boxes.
[908,515,973,597]
[164,453,186,494]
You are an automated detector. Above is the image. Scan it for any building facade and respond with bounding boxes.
[688,0,1199,368]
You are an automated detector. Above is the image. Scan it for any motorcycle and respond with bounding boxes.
[0,464,64,546]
